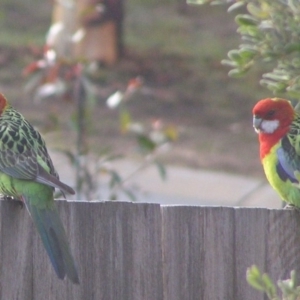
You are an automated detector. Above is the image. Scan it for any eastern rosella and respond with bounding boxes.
[0,93,79,283]
[253,97,300,207]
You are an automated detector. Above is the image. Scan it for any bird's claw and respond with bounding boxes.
[3,196,24,209]
[284,203,300,211]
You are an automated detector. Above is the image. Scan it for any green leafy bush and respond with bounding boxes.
[190,0,300,98]
[247,265,300,300]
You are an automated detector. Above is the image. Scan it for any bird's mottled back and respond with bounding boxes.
[0,94,58,182]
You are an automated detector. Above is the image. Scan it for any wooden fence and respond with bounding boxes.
[0,200,299,300]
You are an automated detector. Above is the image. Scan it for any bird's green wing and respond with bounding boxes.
[0,147,38,179]
[277,115,300,183]
[0,117,74,194]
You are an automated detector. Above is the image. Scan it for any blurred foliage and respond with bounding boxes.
[103,77,175,200]
[247,265,300,299]
[24,46,176,200]
[21,0,181,201]
[190,0,300,99]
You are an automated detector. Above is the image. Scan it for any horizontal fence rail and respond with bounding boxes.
[0,200,299,300]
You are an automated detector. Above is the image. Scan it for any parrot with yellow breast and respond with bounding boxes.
[253,97,300,207]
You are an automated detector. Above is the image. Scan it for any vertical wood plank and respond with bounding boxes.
[234,207,267,300]
[74,201,163,300]
[267,209,300,282]
[0,200,33,300]
[162,206,235,300]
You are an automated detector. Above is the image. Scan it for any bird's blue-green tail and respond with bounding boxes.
[22,194,79,284]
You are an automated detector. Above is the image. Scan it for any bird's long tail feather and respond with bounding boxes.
[22,195,79,284]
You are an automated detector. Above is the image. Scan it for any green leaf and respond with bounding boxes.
[260,79,287,92]
[155,161,167,181]
[246,265,265,291]
[235,14,259,26]
[228,49,243,63]
[286,86,300,99]
[124,189,137,202]
[227,2,245,13]
[221,59,238,68]
[137,134,157,153]
[239,44,258,51]
[238,48,257,60]
[109,171,122,188]
[261,273,277,297]
[262,72,290,82]
[187,0,207,4]
[277,271,300,298]
[119,109,131,133]
[164,126,178,141]
[228,68,247,78]
[247,3,270,19]
[210,0,226,4]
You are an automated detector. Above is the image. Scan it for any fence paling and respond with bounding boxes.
[0,200,299,300]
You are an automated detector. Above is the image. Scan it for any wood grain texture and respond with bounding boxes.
[0,199,33,300]
[267,209,300,284]
[233,207,267,300]
[162,206,300,300]
[1,200,300,300]
[162,206,235,300]
[0,200,163,300]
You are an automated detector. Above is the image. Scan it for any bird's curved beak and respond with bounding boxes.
[253,115,262,133]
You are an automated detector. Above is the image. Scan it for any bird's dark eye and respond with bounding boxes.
[266,110,275,118]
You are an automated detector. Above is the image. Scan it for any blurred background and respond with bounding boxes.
[0,0,281,207]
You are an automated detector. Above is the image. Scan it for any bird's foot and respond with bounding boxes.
[3,195,13,201]
[284,204,300,211]
[3,196,24,209]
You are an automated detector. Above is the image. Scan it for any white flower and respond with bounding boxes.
[106,91,123,108]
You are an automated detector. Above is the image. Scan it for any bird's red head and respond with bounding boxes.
[0,94,9,116]
[253,98,295,134]
[253,98,295,159]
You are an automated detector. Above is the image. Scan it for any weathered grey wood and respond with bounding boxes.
[162,206,236,300]
[1,201,300,300]
[0,200,34,300]
[162,206,300,300]
[0,200,163,300]
[267,209,300,283]
[67,201,164,300]
[235,208,300,299]
[233,208,268,300]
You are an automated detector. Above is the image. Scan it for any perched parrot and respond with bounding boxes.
[253,97,300,207]
[0,93,79,283]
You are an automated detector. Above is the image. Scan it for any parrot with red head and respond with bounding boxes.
[253,97,300,207]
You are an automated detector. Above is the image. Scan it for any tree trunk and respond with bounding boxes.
[52,0,124,66]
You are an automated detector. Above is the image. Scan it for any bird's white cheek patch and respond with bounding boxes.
[261,119,279,133]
